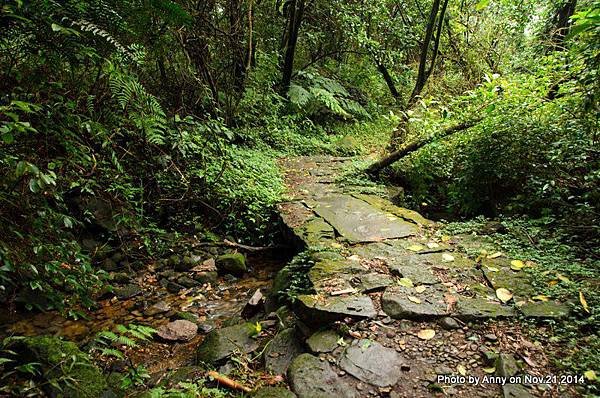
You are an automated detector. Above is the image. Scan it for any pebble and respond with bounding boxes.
[484,333,498,342]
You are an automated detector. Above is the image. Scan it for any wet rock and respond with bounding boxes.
[10,336,110,398]
[174,311,199,323]
[288,353,356,398]
[157,320,198,342]
[253,387,297,398]
[339,339,403,387]
[264,328,303,375]
[381,286,448,319]
[144,301,171,317]
[196,323,259,366]
[439,317,461,330]
[177,275,199,288]
[198,322,216,334]
[216,253,247,276]
[296,294,377,326]
[242,289,265,319]
[114,284,142,300]
[193,271,219,284]
[519,301,569,319]
[455,297,515,320]
[175,255,198,272]
[306,329,340,353]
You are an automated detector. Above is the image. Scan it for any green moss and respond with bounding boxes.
[216,253,247,276]
[21,336,109,398]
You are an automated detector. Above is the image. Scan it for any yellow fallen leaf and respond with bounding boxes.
[510,260,525,271]
[331,242,342,249]
[407,244,424,252]
[487,252,503,259]
[486,266,500,272]
[483,367,496,374]
[457,364,467,376]
[557,273,570,283]
[442,253,455,262]
[347,255,361,261]
[408,296,422,304]
[415,285,427,293]
[532,295,549,302]
[417,329,436,340]
[580,291,590,313]
[441,235,451,243]
[496,288,513,303]
[398,278,414,288]
[584,370,597,381]
[548,280,558,286]
[427,242,440,249]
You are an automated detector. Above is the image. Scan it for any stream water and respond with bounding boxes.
[0,252,291,377]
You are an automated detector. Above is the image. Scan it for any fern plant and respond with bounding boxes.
[90,324,156,360]
[289,71,370,120]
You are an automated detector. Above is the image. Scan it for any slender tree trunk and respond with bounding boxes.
[376,62,400,99]
[281,0,305,95]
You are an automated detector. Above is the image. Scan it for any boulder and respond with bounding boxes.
[12,336,110,398]
[339,339,403,387]
[288,353,356,398]
[157,320,198,342]
[264,328,303,375]
[216,253,247,276]
[196,323,259,366]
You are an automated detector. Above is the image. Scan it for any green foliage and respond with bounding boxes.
[146,380,230,398]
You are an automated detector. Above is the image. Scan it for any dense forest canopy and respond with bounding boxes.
[0,0,599,396]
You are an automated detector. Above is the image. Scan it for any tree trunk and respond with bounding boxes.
[281,0,305,95]
[549,0,578,50]
[376,62,400,99]
[367,118,482,175]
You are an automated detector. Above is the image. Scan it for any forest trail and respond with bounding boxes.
[274,156,572,397]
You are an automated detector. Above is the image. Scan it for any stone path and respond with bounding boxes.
[272,156,572,398]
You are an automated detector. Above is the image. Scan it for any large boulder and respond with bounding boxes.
[10,336,110,398]
[216,253,247,276]
[196,323,259,366]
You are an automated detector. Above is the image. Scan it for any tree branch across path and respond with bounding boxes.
[366,117,483,175]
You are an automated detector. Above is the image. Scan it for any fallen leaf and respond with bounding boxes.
[407,244,424,252]
[532,295,549,302]
[408,296,422,304]
[457,364,467,376]
[347,255,361,261]
[556,273,570,283]
[510,260,525,271]
[444,293,458,312]
[496,288,513,303]
[331,242,342,249]
[521,355,537,368]
[442,253,455,262]
[584,370,597,381]
[548,280,558,286]
[398,278,414,288]
[580,291,590,313]
[441,235,451,243]
[417,329,436,340]
[486,266,500,272]
[487,252,503,259]
[483,367,496,374]
[415,285,427,293]
[427,242,440,249]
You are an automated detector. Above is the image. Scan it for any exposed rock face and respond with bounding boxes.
[295,294,377,325]
[253,387,297,398]
[288,353,357,398]
[196,323,259,365]
[157,320,198,342]
[264,328,303,375]
[382,286,448,319]
[339,339,403,387]
[216,253,247,276]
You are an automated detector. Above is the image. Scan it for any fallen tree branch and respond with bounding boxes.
[366,117,483,175]
[207,371,252,393]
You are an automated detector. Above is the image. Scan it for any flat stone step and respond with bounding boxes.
[312,194,419,243]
